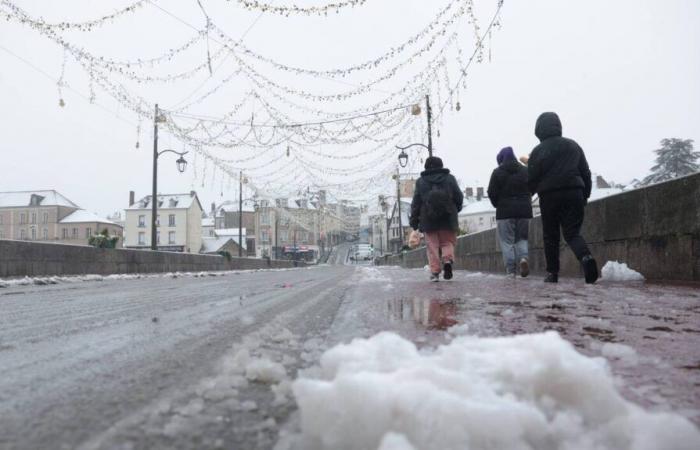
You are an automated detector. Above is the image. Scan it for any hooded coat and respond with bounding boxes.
[527,112,592,198]
[487,159,533,220]
[409,168,464,232]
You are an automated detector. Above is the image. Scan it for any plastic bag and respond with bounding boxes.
[408,230,422,249]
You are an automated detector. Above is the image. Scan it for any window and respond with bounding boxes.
[261,230,270,243]
[31,213,36,224]
[280,230,288,242]
[138,232,146,245]
[0,230,4,239]
[138,215,146,227]
[168,231,176,244]
[20,213,26,224]
[261,212,270,225]
[209,229,215,237]
[156,215,161,226]
[62,228,68,239]
[169,214,176,227]
[31,228,36,240]
[86,228,92,238]
[43,228,48,240]
[20,229,26,239]
[0,215,3,225]
[43,212,49,224]
[72,228,78,239]
[156,231,161,244]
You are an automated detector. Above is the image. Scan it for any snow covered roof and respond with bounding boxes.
[285,198,318,210]
[202,217,215,227]
[459,199,495,216]
[127,193,201,211]
[0,190,78,208]
[589,187,625,202]
[215,200,256,215]
[201,236,245,253]
[59,210,120,226]
[215,228,246,238]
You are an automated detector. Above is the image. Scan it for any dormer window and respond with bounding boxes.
[29,194,44,206]
[169,199,178,208]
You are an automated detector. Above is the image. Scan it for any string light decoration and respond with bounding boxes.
[0,0,149,32]
[232,0,370,16]
[1,0,507,209]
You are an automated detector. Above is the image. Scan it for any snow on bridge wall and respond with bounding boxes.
[0,240,302,278]
[378,173,700,283]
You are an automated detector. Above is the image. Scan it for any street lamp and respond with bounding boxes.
[151,103,188,251]
[398,149,409,168]
[397,95,434,157]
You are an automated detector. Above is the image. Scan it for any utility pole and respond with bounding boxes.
[238,171,243,258]
[293,229,297,266]
[151,104,159,251]
[426,95,433,157]
[396,166,404,250]
[274,210,279,260]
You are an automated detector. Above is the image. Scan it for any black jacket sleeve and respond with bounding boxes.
[487,169,501,208]
[527,147,542,195]
[409,179,422,230]
[578,146,592,199]
[450,175,464,212]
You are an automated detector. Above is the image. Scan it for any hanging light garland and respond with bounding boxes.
[231,0,370,16]
[0,0,150,32]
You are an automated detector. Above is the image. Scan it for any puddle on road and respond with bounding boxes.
[386,298,465,331]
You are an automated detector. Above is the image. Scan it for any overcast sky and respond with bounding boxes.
[0,0,698,216]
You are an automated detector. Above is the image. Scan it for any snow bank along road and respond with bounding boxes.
[1,266,699,449]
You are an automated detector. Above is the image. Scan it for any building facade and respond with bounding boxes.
[124,192,202,253]
[0,190,123,246]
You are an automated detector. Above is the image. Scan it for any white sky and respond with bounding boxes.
[0,0,698,216]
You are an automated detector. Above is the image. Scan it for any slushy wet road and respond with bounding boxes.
[1,263,699,449]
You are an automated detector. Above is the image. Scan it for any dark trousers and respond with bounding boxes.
[539,189,591,274]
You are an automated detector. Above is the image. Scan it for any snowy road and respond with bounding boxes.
[1,266,699,449]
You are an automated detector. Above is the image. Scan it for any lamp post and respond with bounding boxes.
[237,171,250,258]
[397,95,434,158]
[151,103,188,251]
[393,167,404,250]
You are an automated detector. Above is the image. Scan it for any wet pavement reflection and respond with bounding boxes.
[348,266,700,425]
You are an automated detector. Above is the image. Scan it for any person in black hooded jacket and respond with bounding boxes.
[527,112,598,284]
[487,146,533,277]
[410,156,464,282]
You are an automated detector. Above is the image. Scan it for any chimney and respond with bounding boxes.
[465,187,474,198]
[596,175,610,189]
[190,190,196,198]
[477,187,484,201]
[211,202,216,215]
[129,191,135,206]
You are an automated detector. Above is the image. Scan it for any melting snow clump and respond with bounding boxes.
[601,261,645,282]
[291,331,700,450]
[245,358,287,384]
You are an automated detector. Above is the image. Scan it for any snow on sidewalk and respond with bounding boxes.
[601,261,645,282]
[0,267,307,288]
[288,331,700,450]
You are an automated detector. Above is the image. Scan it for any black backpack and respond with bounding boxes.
[424,183,453,221]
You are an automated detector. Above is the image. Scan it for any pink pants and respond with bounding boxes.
[424,230,456,274]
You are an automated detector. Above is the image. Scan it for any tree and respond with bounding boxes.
[642,138,698,185]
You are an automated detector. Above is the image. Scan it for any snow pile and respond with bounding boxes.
[0,266,308,288]
[245,358,288,384]
[601,261,645,282]
[291,331,699,450]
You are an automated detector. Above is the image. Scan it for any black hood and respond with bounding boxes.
[420,167,451,184]
[501,159,522,174]
[535,112,562,141]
